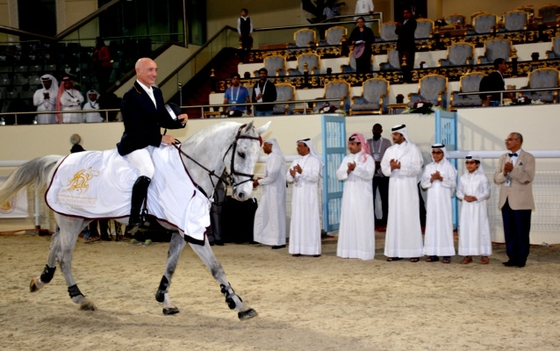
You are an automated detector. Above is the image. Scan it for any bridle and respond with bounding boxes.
[175,124,261,198]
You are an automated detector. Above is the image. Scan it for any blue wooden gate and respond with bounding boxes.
[321,115,346,232]
[435,109,458,229]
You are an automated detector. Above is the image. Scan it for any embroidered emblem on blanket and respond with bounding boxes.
[46,145,210,241]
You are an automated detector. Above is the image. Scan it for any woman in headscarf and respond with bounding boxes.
[336,133,376,260]
[421,143,457,264]
[348,16,375,73]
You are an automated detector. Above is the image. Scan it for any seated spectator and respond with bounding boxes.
[33,74,58,124]
[223,73,250,117]
[56,75,84,123]
[83,89,104,123]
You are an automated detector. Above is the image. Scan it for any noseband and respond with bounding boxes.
[176,124,261,198]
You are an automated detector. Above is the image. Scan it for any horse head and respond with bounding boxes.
[225,121,270,201]
[181,120,270,202]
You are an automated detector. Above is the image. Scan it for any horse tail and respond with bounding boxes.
[0,155,63,204]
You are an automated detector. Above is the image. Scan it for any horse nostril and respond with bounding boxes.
[237,192,245,200]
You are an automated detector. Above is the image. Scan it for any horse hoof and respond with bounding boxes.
[163,307,180,315]
[29,277,43,292]
[238,308,258,320]
[80,300,97,311]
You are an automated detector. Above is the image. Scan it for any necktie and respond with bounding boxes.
[509,153,518,157]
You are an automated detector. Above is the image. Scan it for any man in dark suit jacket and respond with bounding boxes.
[395,8,417,83]
[117,58,187,236]
[493,132,536,268]
[479,58,509,106]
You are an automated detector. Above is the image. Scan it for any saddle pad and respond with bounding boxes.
[45,145,210,242]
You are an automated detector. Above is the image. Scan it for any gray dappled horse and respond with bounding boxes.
[0,121,270,320]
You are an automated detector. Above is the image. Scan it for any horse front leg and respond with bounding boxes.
[155,232,185,315]
[189,239,258,321]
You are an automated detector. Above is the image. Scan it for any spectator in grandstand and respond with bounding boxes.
[457,155,492,265]
[286,138,323,257]
[33,74,58,124]
[479,58,513,107]
[367,123,391,228]
[336,133,375,260]
[253,138,287,249]
[223,73,250,117]
[395,8,417,83]
[493,132,535,268]
[83,89,104,123]
[380,124,424,262]
[238,8,253,51]
[252,68,277,116]
[92,36,113,93]
[354,0,374,26]
[56,75,84,123]
[421,143,457,264]
[349,16,376,73]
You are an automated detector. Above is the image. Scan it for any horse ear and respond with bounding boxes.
[243,121,254,133]
[255,121,271,135]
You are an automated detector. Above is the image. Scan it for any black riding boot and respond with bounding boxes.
[126,176,151,234]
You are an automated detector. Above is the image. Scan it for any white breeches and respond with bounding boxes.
[124,147,155,178]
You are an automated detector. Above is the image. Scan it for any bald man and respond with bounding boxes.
[117,58,188,239]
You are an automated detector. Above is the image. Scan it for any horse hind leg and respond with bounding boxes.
[189,239,258,320]
[29,227,62,292]
[155,232,185,315]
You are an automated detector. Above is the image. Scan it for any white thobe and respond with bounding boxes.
[381,141,424,258]
[60,89,84,123]
[421,161,457,256]
[336,152,375,260]
[83,101,103,123]
[253,152,287,246]
[457,172,492,256]
[286,154,322,255]
[355,0,374,15]
[33,88,58,124]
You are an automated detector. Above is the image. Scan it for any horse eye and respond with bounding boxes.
[238,151,246,159]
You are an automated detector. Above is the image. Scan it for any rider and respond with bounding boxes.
[117,57,188,236]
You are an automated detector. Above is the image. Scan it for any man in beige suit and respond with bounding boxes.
[493,132,535,268]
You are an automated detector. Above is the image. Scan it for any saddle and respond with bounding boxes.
[45,145,210,242]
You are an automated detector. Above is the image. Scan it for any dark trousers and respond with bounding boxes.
[372,177,389,226]
[398,50,415,83]
[502,199,532,265]
[209,181,226,243]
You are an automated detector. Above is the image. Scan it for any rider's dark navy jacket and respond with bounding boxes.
[117,81,185,156]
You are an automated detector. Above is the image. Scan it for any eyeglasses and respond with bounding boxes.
[504,138,519,142]
[431,151,443,154]
[465,161,477,164]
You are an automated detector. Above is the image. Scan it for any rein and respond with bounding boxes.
[174,124,261,199]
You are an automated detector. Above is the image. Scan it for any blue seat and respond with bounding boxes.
[350,77,390,115]
[439,42,475,66]
[450,72,485,110]
[408,74,448,108]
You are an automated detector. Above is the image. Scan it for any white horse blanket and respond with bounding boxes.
[45,145,210,242]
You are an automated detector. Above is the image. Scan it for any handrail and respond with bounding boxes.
[458,86,560,105]
[158,25,238,88]
[0,98,343,125]
[56,0,122,40]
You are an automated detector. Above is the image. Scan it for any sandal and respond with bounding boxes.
[460,256,473,264]
[386,257,403,262]
[442,257,451,264]
[410,257,419,263]
[85,236,100,243]
[425,256,439,262]
[479,256,490,264]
